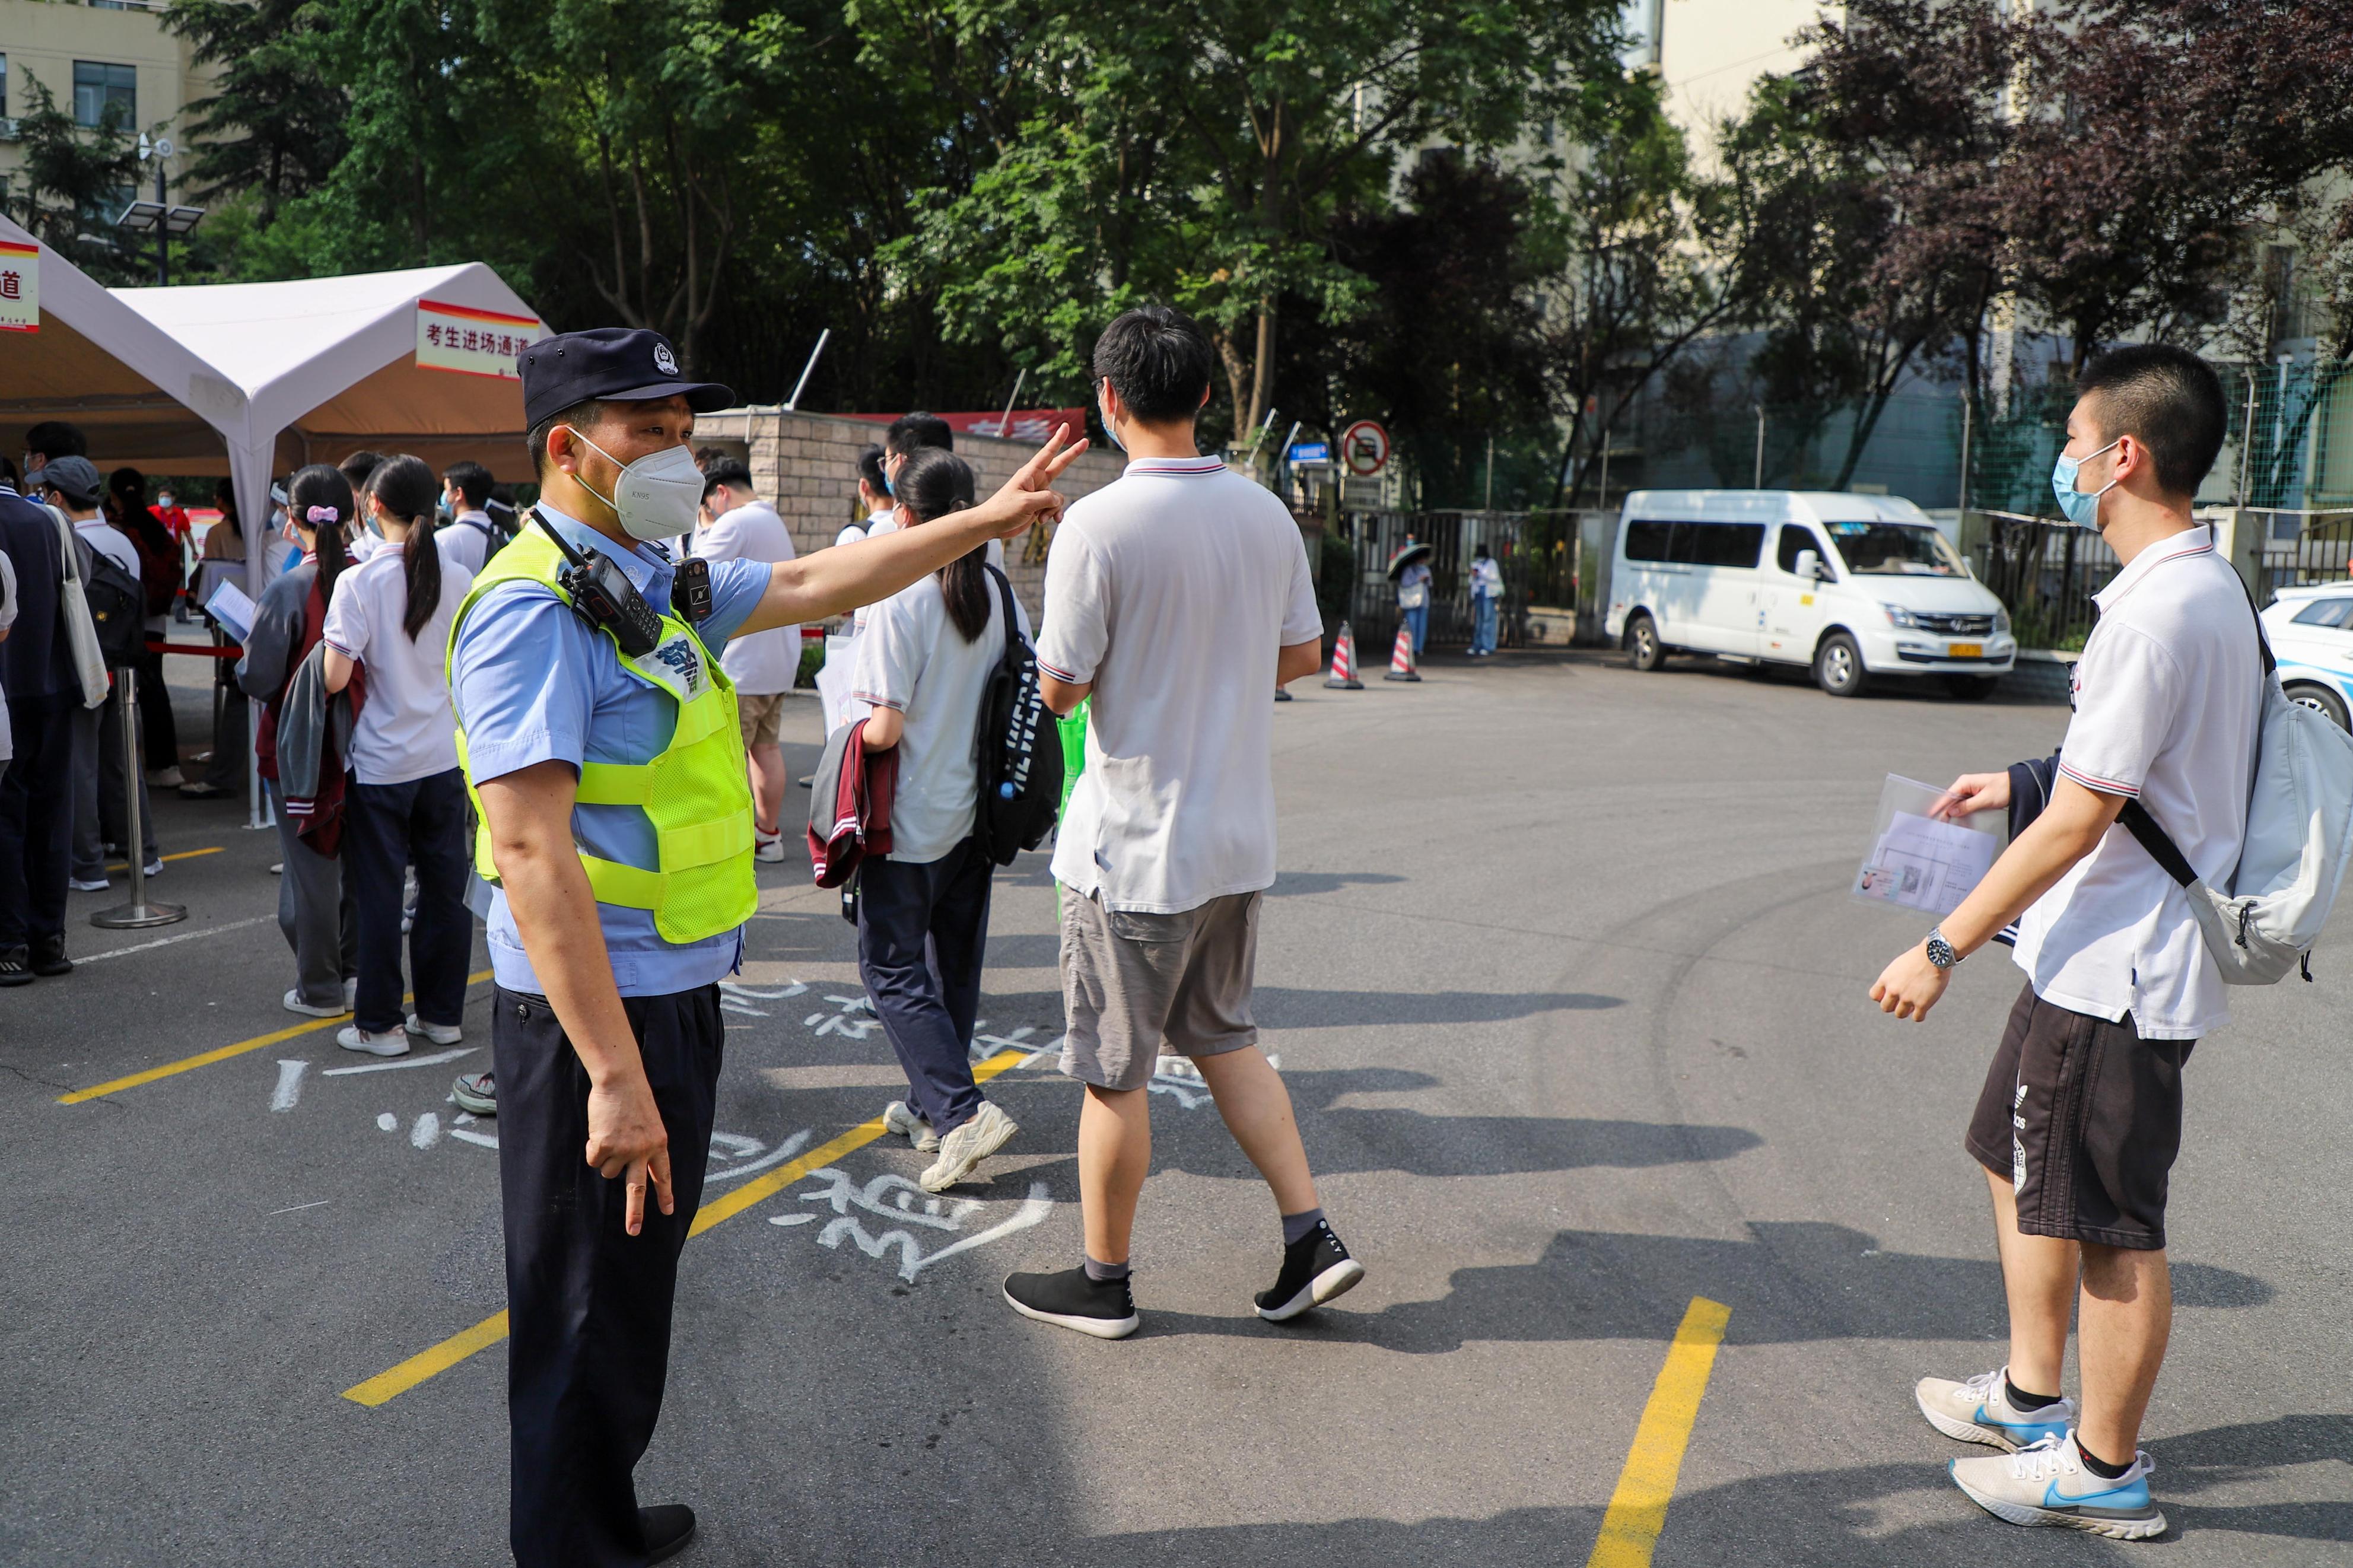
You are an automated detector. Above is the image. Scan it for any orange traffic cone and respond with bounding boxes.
[1383,621,1421,682]
[1324,622,1364,689]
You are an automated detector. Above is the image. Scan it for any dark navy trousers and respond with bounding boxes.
[856,835,993,1137]
[495,982,721,1568]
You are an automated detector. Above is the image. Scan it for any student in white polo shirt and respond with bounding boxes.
[322,454,477,1060]
[1001,306,1363,1340]
[1869,345,2246,1541]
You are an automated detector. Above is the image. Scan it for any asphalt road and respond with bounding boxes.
[4,650,2348,1566]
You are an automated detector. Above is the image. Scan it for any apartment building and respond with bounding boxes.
[1621,0,1834,169]
[0,0,217,201]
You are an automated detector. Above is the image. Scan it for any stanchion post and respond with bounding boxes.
[93,663,186,930]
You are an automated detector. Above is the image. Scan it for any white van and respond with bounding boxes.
[1602,490,2017,699]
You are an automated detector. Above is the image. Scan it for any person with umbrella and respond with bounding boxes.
[1389,536,1434,657]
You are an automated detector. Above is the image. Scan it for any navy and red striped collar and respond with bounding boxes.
[2094,524,2214,612]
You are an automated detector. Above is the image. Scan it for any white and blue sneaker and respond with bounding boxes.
[1950,1432,2165,1540]
[1915,1366,2074,1452]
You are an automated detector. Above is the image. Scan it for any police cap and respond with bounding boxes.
[521,328,736,428]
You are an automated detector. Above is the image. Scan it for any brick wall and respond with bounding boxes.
[694,407,1130,621]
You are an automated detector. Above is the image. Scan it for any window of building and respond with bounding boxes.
[73,61,137,131]
[1,54,10,119]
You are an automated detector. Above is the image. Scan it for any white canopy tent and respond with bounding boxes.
[0,214,247,478]
[110,263,547,604]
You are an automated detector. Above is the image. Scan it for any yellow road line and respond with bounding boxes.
[103,845,224,872]
[57,969,497,1105]
[344,1046,1030,1407]
[1586,1296,1732,1568]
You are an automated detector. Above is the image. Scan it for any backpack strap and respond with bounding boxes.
[982,563,1022,670]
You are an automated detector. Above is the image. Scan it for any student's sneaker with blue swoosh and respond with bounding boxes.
[1915,1366,2074,1451]
[1949,1432,2165,1540]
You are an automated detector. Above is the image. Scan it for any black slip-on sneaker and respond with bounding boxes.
[0,947,31,987]
[1003,1267,1141,1340]
[30,937,72,978]
[1255,1219,1366,1322]
[641,1503,697,1564]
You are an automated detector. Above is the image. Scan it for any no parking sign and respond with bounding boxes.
[1340,419,1390,476]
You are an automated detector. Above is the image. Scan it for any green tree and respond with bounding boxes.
[4,80,144,281]
[163,0,348,222]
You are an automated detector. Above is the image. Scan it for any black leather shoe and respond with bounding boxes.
[641,1503,697,1564]
[30,937,72,978]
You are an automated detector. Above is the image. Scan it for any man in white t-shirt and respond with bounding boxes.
[1001,305,1360,1341]
[695,459,799,859]
[1871,346,2247,1541]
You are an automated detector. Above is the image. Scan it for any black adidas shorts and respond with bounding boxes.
[1965,982,2194,1251]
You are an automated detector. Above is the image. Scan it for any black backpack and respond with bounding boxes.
[974,565,1064,866]
[75,536,146,669]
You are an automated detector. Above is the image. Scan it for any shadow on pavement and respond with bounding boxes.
[1083,1422,2348,1566]
[1120,1219,2269,1355]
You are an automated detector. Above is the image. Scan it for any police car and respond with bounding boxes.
[2259,581,2353,730]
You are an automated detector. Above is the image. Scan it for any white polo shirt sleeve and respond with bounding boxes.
[850,587,929,713]
[2056,624,2184,800]
[1036,527,1108,685]
[320,562,372,663]
[1281,531,1321,645]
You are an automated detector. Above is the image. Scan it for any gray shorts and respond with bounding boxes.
[1058,889,1262,1091]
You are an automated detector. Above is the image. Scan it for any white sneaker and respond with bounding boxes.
[405,1014,463,1046]
[1950,1433,2165,1540]
[284,988,346,1019]
[919,1101,1018,1192]
[142,858,163,877]
[337,1024,409,1058]
[883,1099,940,1153]
[147,765,186,788]
[1915,1367,2075,1452]
[68,877,109,893]
[754,833,787,864]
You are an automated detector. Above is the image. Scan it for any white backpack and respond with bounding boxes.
[2120,600,2353,984]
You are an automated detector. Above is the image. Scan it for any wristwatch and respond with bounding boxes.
[1925,927,1960,970]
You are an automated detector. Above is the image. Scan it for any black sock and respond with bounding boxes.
[1082,1254,1129,1283]
[1281,1207,1325,1246]
[2006,1373,2060,1411]
[2075,1439,2133,1479]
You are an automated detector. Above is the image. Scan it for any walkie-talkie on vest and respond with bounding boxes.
[534,507,663,656]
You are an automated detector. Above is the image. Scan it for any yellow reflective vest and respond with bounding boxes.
[447,527,758,945]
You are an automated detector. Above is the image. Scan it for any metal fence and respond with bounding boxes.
[1972,511,2120,653]
[1333,510,1570,650]
[2250,508,2353,603]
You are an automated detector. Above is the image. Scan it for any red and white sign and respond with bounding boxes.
[416,298,543,379]
[1340,419,1390,476]
[0,241,39,333]
[842,409,1090,444]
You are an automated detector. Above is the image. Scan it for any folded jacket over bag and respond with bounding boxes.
[807,716,895,888]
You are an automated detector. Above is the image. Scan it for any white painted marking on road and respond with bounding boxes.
[376,1112,398,1132]
[269,1200,330,1216]
[75,914,272,964]
[707,1128,812,1184]
[449,1127,498,1150]
[767,1213,816,1226]
[322,1045,478,1077]
[269,1058,309,1112]
[810,1181,1055,1281]
[411,1112,441,1149]
[1017,1033,1069,1069]
[721,999,769,1017]
[720,980,807,1001]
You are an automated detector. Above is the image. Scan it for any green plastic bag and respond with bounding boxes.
[1054,700,1088,914]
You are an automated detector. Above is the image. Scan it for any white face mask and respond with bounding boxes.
[564,427,704,542]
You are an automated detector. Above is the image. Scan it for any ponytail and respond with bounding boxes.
[285,463,354,600]
[365,454,445,640]
[892,447,991,643]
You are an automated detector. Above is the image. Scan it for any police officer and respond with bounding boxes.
[450,327,1080,1567]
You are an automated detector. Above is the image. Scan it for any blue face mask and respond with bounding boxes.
[1099,393,1127,454]
[2051,437,2122,529]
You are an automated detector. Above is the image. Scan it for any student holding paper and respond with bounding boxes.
[1868,346,2245,1542]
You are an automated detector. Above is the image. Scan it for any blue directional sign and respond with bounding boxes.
[1288,440,1331,465]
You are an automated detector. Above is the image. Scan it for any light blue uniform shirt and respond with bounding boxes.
[450,503,771,998]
